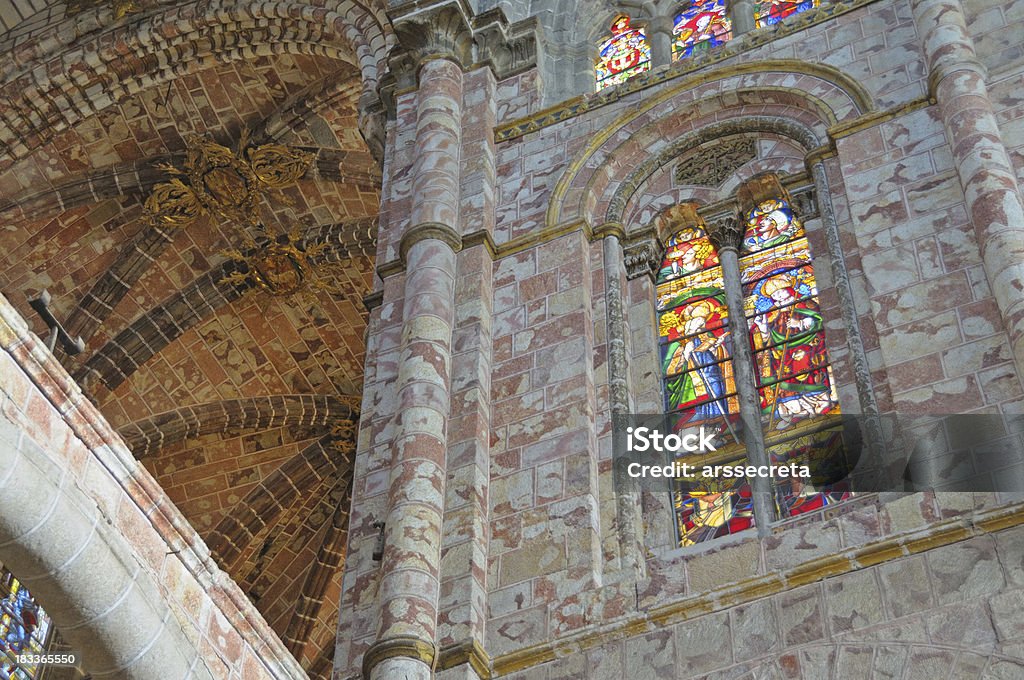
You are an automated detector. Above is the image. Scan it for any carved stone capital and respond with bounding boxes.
[390,3,474,86]
[703,213,743,251]
[789,185,819,220]
[623,237,661,280]
[473,10,540,80]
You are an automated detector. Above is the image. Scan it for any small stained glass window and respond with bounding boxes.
[0,568,52,678]
[596,16,652,91]
[660,199,851,547]
[754,0,821,28]
[672,0,732,60]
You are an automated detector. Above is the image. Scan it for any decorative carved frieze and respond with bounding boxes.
[675,137,757,186]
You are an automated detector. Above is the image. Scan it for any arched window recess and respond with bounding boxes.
[650,176,857,547]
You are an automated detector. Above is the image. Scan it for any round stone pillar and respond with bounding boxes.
[706,215,776,534]
[368,57,463,680]
[731,0,756,35]
[911,0,1024,389]
[647,16,675,68]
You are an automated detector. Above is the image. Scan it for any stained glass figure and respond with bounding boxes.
[675,473,753,545]
[660,297,735,417]
[672,0,732,60]
[739,196,850,515]
[596,16,652,91]
[742,199,804,253]
[661,198,851,547]
[754,0,821,28]
[0,569,51,679]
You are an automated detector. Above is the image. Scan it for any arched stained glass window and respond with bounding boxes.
[754,0,821,28]
[672,0,732,60]
[0,567,52,678]
[658,198,852,547]
[596,16,652,91]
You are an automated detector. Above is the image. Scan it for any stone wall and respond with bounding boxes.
[0,292,306,679]
[498,509,1024,679]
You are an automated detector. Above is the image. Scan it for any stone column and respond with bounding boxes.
[809,160,888,464]
[367,56,464,680]
[601,224,646,578]
[647,15,675,68]
[911,0,1024,389]
[731,0,756,35]
[705,214,776,534]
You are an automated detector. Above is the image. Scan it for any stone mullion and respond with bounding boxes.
[706,216,776,533]
[370,57,463,680]
[730,0,756,35]
[910,0,1024,390]
[647,16,675,68]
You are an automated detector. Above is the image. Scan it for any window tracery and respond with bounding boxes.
[596,16,652,90]
[657,198,852,546]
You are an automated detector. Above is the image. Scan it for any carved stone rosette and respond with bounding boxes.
[142,132,313,236]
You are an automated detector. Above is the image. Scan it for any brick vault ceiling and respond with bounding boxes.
[0,42,378,674]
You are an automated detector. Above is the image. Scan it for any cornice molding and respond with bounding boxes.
[380,0,539,110]
[399,221,464,263]
[593,221,626,241]
[377,221,591,279]
[826,96,933,142]
[489,502,1024,677]
[437,639,492,678]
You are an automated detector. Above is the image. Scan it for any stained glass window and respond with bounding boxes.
[596,16,652,91]
[754,0,821,28]
[672,0,732,60]
[660,199,851,547]
[0,568,52,678]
